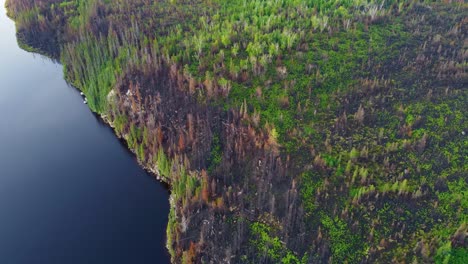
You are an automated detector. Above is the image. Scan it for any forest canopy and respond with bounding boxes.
[6,0,467,263]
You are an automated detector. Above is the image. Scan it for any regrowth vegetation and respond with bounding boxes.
[6,0,467,263]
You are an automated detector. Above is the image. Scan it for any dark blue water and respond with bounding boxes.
[0,1,170,263]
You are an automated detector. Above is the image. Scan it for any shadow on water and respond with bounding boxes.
[91,111,172,191]
[0,0,170,263]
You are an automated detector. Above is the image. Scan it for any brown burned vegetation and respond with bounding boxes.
[6,0,467,263]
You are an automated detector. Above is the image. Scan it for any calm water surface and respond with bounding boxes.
[0,1,170,263]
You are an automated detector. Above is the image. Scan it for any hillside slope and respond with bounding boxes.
[6,0,467,263]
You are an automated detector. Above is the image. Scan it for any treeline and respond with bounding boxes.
[6,0,468,263]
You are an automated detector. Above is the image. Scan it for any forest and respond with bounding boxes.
[5,0,467,263]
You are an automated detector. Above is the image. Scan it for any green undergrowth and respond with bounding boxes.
[6,0,467,262]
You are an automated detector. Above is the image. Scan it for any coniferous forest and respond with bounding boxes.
[5,0,467,263]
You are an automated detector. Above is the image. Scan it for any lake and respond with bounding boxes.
[0,1,170,263]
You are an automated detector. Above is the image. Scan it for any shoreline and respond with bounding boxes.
[98,112,172,189]
[6,9,175,261]
[3,1,175,262]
